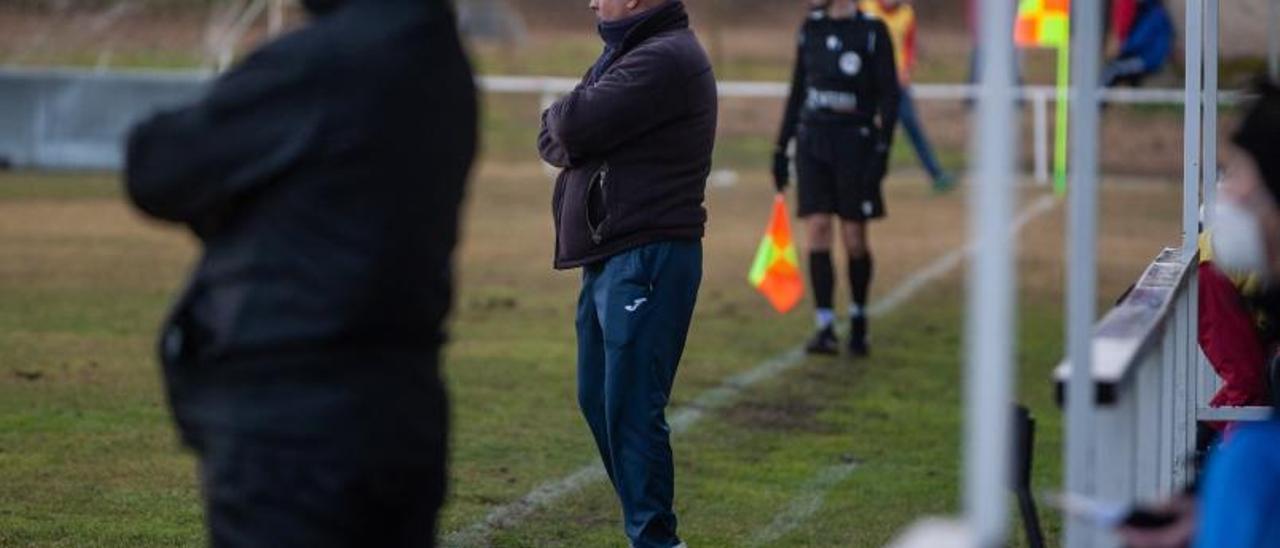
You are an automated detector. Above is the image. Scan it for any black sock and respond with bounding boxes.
[810,250,834,313]
[849,253,873,316]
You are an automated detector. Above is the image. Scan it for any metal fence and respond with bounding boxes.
[0,68,206,170]
[0,67,1235,172]
[1052,247,1272,547]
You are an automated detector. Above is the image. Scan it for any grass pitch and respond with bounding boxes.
[0,160,1179,546]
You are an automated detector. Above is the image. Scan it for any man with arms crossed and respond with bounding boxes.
[537,0,716,546]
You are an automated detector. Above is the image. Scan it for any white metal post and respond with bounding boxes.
[1202,0,1219,228]
[1065,1,1103,547]
[1033,91,1050,185]
[1184,0,1204,255]
[965,0,1017,545]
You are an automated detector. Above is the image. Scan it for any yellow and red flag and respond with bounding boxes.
[749,195,804,314]
[1015,0,1070,48]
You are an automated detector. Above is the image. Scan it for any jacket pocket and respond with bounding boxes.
[584,162,612,244]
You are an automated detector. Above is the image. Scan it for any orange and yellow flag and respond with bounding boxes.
[1015,0,1070,48]
[749,195,804,314]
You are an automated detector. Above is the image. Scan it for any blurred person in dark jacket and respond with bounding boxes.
[537,0,715,545]
[124,0,476,545]
[773,0,900,357]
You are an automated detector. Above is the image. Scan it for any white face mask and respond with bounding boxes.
[1211,200,1269,277]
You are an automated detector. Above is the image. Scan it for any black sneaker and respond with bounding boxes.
[805,326,839,355]
[849,316,870,358]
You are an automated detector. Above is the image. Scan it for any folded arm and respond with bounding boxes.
[537,109,573,168]
[125,48,324,225]
[542,47,682,160]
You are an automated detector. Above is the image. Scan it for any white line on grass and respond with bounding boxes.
[740,193,1058,544]
[748,461,861,547]
[444,194,1058,547]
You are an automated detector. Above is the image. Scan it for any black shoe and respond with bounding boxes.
[805,326,839,355]
[849,316,870,358]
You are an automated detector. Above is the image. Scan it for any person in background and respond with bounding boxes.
[123,0,476,545]
[773,0,900,356]
[1111,0,1139,47]
[1117,78,1280,548]
[1102,0,1173,87]
[859,0,955,192]
[538,0,716,545]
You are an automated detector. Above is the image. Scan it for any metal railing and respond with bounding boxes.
[486,76,1239,186]
[0,67,1239,172]
[1052,248,1273,548]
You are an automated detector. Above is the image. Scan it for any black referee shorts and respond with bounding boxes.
[795,122,886,222]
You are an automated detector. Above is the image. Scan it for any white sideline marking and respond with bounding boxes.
[747,462,861,547]
[871,193,1056,318]
[444,194,1058,547]
[741,194,1058,543]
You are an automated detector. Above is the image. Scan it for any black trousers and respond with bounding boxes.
[198,432,446,548]
[164,346,449,548]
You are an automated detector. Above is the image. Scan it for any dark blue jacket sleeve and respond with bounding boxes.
[1121,6,1173,72]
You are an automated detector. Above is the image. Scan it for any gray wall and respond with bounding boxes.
[0,68,209,170]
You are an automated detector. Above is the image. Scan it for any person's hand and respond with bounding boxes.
[1115,496,1196,548]
[772,148,790,193]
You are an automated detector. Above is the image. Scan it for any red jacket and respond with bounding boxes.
[1112,0,1138,44]
[1199,262,1272,415]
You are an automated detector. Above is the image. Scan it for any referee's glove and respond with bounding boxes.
[772,148,790,193]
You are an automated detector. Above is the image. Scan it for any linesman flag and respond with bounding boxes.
[1015,0,1069,48]
[749,195,804,314]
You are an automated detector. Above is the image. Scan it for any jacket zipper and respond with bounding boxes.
[590,162,609,244]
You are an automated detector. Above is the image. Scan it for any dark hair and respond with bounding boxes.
[1232,77,1280,205]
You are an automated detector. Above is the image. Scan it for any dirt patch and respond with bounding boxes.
[11,369,43,381]
[722,398,828,433]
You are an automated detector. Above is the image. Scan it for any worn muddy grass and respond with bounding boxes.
[0,163,1178,546]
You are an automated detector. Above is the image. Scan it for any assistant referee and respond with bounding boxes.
[773,0,900,357]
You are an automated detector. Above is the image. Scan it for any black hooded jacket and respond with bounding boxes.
[538,1,717,269]
[124,0,475,438]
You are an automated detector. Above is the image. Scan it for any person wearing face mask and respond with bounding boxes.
[124,0,476,545]
[1197,154,1276,439]
[1116,79,1280,548]
[537,1,715,546]
[1193,80,1280,547]
[773,0,900,357]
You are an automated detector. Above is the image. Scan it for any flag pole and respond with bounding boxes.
[1053,22,1071,195]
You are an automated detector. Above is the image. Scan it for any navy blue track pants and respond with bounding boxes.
[576,240,701,548]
